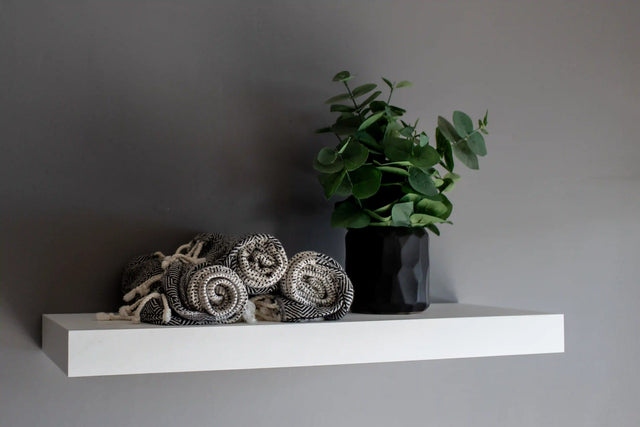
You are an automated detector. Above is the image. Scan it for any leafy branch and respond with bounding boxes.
[314,70,489,234]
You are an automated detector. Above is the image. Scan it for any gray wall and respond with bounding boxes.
[2,1,639,426]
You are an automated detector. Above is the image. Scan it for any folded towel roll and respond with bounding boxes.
[161,262,249,324]
[252,251,354,322]
[224,234,288,295]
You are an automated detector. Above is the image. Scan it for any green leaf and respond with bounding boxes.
[358,112,385,131]
[324,93,352,104]
[331,116,361,135]
[352,83,377,97]
[341,140,369,171]
[410,213,450,227]
[334,174,352,197]
[452,141,479,169]
[440,178,455,193]
[318,170,346,198]
[377,166,409,176]
[355,131,383,151]
[444,172,460,182]
[357,91,382,110]
[425,223,440,236]
[330,104,355,113]
[384,137,412,162]
[408,167,438,196]
[419,133,429,147]
[483,109,488,126]
[410,144,440,170]
[313,157,344,174]
[453,111,473,136]
[314,127,332,134]
[416,197,449,218]
[384,120,402,138]
[317,147,338,165]
[332,71,351,82]
[399,193,422,203]
[395,80,413,88]
[437,116,462,143]
[440,194,453,219]
[435,128,454,171]
[391,201,414,227]
[467,132,487,156]
[382,77,393,89]
[331,198,370,228]
[369,101,387,112]
[386,105,406,116]
[350,166,382,199]
[399,126,415,137]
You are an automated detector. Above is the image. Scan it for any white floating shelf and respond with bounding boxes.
[42,303,564,377]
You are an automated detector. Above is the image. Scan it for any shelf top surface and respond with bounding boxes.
[44,303,560,331]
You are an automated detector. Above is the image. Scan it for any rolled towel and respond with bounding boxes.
[161,261,249,324]
[224,234,288,295]
[252,251,354,322]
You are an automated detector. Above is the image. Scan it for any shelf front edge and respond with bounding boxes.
[42,309,564,377]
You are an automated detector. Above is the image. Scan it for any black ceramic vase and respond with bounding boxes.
[345,227,430,314]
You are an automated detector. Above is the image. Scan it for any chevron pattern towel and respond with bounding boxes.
[162,262,248,324]
[224,233,288,295]
[251,251,354,322]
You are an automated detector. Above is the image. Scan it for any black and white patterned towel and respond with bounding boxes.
[160,261,248,325]
[251,251,354,322]
[224,234,288,295]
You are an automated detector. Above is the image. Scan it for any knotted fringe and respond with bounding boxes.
[250,295,282,322]
[224,234,288,295]
[251,251,354,322]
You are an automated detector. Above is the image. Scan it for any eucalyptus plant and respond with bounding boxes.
[314,70,489,234]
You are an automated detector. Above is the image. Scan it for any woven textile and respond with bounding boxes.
[160,261,248,324]
[187,233,233,265]
[120,253,164,301]
[252,251,354,322]
[224,234,288,295]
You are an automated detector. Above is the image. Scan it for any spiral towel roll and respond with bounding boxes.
[252,251,354,322]
[224,234,288,295]
[162,262,248,324]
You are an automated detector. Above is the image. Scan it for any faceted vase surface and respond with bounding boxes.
[345,227,429,314]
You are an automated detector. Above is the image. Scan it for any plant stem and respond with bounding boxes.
[364,209,391,222]
[373,201,397,213]
[343,81,359,111]
[377,166,409,177]
[369,220,392,227]
[379,161,412,167]
[337,136,351,153]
